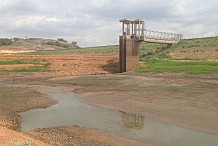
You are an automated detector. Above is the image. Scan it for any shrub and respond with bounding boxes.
[13,37,21,41]
[0,38,12,46]
[46,41,69,48]
[57,38,67,43]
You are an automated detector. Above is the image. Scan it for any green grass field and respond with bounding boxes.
[0,59,50,72]
[135,60,218,74]
[21,45,119,55]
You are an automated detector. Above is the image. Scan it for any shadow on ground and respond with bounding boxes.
[101,59,119,73]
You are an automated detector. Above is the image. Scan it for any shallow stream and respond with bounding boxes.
[20,86,218,146]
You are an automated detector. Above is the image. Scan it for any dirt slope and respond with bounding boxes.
[0,126,49,146]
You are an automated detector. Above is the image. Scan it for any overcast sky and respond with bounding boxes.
[0,0,217,47]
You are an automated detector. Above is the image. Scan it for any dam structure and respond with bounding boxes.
[119,18,182,73]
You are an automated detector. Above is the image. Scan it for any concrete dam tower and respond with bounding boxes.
[119,18,182,73]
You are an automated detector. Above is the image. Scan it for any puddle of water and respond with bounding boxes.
[20,86,218,146]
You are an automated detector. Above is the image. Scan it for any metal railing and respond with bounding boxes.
[134,29,182,43]
[144,30,182,42]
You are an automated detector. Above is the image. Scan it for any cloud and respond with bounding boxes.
[0,0,217,47]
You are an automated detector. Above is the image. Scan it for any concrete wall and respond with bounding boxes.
[119,35,141,73]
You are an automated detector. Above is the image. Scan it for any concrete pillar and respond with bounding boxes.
[142,21,145,38]
[119,34,142,73]
[122,23,125,35]
[119,35,126,72]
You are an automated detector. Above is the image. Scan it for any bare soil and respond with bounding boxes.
[0,64,35,70]
[0,126,49,146]
[28,126,149,146]
[0,54,119,75]
[0,84,57,130]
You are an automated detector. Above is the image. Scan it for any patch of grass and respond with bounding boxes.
[20,45,119,55]
[5,66,49,72]
[0,59,50,72]
[180,50,187,53]
[0,59,47,65]
[135,60,218,74]
[139,43,171,61]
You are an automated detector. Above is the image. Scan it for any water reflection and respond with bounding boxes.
[120,111,144,130]
[20,86,218,146]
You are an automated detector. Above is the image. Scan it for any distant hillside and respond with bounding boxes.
[0,38,80,51]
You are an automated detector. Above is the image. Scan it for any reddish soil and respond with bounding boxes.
[0,64,34,70]
[0,54,119,76]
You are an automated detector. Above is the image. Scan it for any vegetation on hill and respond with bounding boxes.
[45,38,80,49]
[0,37,80,50]
[45,41,72,49]
[0,38,13,46]
[173,36,218,48]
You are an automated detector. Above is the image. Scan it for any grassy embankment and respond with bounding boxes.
[136,36,218,74]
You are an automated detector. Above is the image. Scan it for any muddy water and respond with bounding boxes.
[20,86,218,146]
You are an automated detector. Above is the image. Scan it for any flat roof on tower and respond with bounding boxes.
[119,18,144,24]
[119,18,134,23]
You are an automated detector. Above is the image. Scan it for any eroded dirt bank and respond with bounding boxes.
[0,126,49,146]
[28,126,149,146]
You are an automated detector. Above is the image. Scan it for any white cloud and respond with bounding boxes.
[0,0,217,47]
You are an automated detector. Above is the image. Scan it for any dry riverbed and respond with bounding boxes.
[0,72,218,145]
[0,73,151,146]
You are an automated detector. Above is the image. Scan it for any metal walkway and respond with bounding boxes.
[120,19,182,44]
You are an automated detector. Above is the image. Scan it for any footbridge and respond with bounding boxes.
[119,18,182,72]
